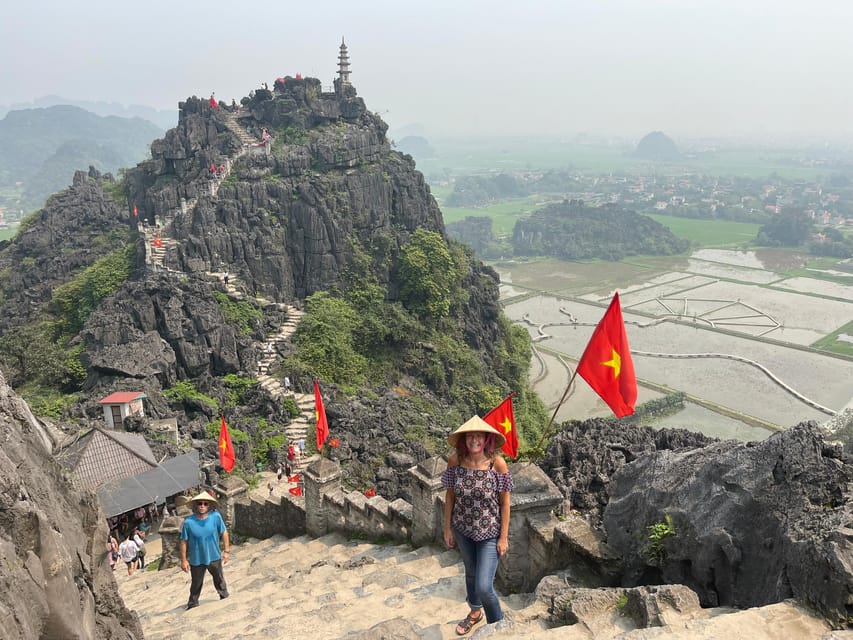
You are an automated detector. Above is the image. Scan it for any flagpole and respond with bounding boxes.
[535,368,579,454]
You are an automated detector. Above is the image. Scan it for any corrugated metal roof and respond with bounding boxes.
[97,450,201,518]
[98,391,147,404]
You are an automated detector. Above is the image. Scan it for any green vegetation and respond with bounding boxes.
[50,245,136,340]
[165,381,218,412]
[442,197,542,236]
[101,171,129,204]
[0,322,87,410]
[18,384,79,419]
[221,374,256,405]
[398,229,459,321]
[213,291,262,335]
[282,396,300,418]
[287,234,549,454]
[647,214,760,248]
[812,320,853,357]
[626,393,686,423]
[292,291,368,389]
[0,227,16,241]
[645,514,676,564]
[514,202,690,260]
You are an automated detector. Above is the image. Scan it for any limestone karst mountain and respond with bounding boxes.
[634,131,680,161]
[0,66,542,495]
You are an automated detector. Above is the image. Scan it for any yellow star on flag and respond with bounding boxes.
[601,348,621,377]
[219,438,227,452]
[499,416,512,434]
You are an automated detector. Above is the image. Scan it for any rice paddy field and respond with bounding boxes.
[498,248,853,440]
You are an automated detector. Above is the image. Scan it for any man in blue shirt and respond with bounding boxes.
[179,491,231,610]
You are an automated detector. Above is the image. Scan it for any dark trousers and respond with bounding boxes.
[188,560,228,605]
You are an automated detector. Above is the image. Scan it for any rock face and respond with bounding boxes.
[126,80,445,303]
[540,418,717,521]
[0,369,143,639]
[601,422,853,627]
[79,273,255,389]
[0,167,133,334]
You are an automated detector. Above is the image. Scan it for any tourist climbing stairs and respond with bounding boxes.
[140,211,180,272]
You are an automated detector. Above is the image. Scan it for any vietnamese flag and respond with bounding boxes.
[576,293,637,418]
[287,474,300,483]
[218,415,236,472]
[364,487,377,498]
[483,395,519,459]
[133,204,138,217]
[314,378,329,450]
[289,486,302,496]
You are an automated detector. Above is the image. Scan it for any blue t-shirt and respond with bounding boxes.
[180,511,226,566]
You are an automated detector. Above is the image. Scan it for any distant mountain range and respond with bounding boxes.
[0,95,177,130]
[0,104,164,213]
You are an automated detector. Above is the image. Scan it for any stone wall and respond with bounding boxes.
[234,494,305,540]
[216,456,570,594]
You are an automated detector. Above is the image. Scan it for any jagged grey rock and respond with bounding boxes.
[0,369,143,639]
[602,421,853,627]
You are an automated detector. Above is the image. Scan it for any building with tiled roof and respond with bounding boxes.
[58,426,158,492]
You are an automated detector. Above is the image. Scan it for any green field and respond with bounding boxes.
[0,228,16,241]
[415,137,832,181]
[646,214,760,248]
[441,197,543,236]
[812,320,853,357]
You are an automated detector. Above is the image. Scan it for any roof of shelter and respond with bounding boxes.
[99,391,147,404]
[97,450,200,518]
[58,427,158,491]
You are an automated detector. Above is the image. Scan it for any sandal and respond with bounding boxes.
[455,611,483,635]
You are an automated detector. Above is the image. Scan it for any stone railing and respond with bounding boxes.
[160,456,575,592]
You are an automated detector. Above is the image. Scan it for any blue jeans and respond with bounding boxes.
[453,530,503,623]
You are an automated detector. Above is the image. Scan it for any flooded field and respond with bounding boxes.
[499,250,853,438]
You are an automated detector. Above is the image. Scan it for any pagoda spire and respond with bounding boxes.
[337,37,351,88]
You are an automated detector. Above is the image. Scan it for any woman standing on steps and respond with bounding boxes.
[442,416,513,635]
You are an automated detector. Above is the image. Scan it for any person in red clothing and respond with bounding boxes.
[209,93,218,108]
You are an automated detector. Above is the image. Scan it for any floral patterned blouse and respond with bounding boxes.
[441,462,514,541]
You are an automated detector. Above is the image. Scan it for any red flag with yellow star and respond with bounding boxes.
[576,293,637,418]
[218,415,236,472]
[484,395,519,459]
[314,378,329,450]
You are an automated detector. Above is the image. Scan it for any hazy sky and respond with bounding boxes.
[3,0,853,140]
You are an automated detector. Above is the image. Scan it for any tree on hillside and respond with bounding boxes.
[398,229,457,322]
[755,210,813,247]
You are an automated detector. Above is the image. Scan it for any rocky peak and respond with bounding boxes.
[126,77,442,303]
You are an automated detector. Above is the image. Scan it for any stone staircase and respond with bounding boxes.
[211,274,315,473]
[115,532,523,640]
[140,211,181,272]
[115,532,830,640]
[224,111,261,147]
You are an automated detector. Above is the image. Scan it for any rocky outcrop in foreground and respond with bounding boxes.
[0,370,142,639]
[602,422,853,627]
